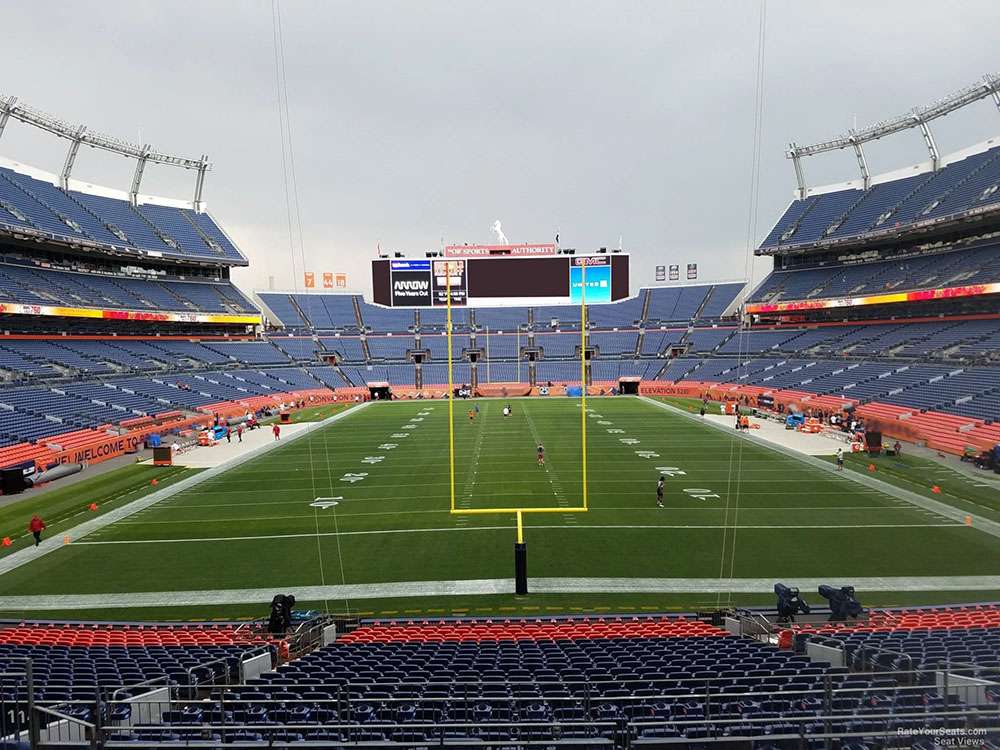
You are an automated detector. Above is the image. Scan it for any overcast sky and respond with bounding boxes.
[3,0,999,297]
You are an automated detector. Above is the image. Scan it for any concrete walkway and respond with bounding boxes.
[0,575,996,611]
[642,397,1000,540]
[0,403,370,579]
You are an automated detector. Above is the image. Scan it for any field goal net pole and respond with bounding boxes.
[445,262,589,595]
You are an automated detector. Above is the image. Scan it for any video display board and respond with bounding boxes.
[373,253,629,308]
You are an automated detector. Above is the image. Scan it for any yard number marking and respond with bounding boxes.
[310,498,342,509]
[683,488,721,500]
[340,472,369,483]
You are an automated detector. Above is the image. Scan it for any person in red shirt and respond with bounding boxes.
[28,515,45,547]
[272,424,281,441]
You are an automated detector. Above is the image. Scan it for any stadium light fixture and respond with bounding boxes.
[786,73,1000,197]
[0,95,212,208]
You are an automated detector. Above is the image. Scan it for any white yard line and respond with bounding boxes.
[0,575,998,611]
[641,397,1000,539]
[72,521,961,546]
[0,403,372,579]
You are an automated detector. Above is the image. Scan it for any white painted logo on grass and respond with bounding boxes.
[378,443,398,450]
[655,466,687,477]
[310,497,342,509]
[607,428,625,434]
[635,450,659,459]
[620,438,640,445]
[597,420,612,425]
[390,433,409,438]
[340,473,368,483]
[684,488,720,500]
[362,456,385,464]
[410,417,424,422]
[402,424,417,430]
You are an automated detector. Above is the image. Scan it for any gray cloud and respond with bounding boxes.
[2,0,997,296]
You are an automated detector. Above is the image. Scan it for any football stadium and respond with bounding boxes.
[0,3,999,747]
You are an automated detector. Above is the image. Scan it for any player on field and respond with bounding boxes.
[468,408,475,423]
[656,476,665,508]
[537,443,545,466]
[835,447,844,471]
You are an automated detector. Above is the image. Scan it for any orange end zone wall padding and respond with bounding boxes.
[1,388,355,471]
[639,380,999,455]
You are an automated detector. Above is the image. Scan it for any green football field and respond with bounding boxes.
[0,395,997,620]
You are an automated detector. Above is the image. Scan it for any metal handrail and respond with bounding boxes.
[34,704,95,729]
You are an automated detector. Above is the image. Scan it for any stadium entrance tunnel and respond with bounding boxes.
[618,377,640,395]
[368,385,392,400]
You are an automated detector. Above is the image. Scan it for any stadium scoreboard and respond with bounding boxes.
[372,249,629,307]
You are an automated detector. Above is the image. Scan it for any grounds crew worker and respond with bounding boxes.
[28,514,46,546]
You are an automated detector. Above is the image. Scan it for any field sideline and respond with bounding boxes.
[0,395,996,619]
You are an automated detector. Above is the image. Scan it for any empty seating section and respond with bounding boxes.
[0,623,264,705]
[760,144,1000,250]
[716,329,804,354]
[291,294,360,330]
[645,286,711,323]
[366,335,414,360]
[687,328,735,352]
[640,329,685,355]
[751,242,1000,305]
[202,342,289,365]
[533,304,581,328]
[0,166,247,263]
[700,282,744,317]
[135,203,223,260]
[318,336,365,362]
[0,609,993,746]
[422,335,471,360]
[184,210,246,262]
[535,361,583,383]
[478,333,520,359]
[656,358,703,381]
[417,307,468,330]
[592,359,659,381]
[479,361,525,382]
[473,307,529,330]
[0,262,254,314]
[589,331,638,355]
[182,612,990,745]
[268,337,319,360]
[306,366,349,388]
[536,333,579,358]
[0,361,335,448]
[421,363,470,386]
[259,293,307,327]
[586,295,644,327]
[358,301,413,332]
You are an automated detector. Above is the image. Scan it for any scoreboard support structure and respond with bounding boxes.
[444,265,591,596]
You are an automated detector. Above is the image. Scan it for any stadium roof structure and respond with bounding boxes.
[786,74,1000,197]
[0,94,210,208]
